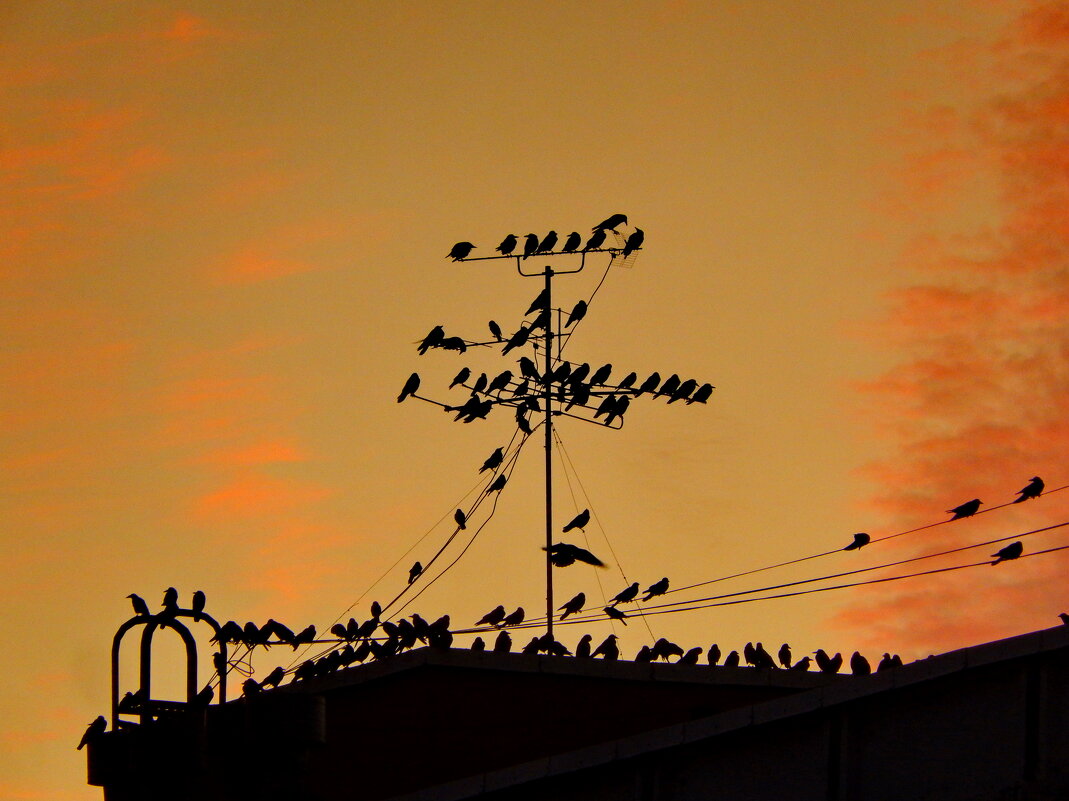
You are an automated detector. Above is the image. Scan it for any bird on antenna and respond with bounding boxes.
[622,228,644,257]
[447,241,476,261]
[593,214,627,232]
[536,231,558,253]
[566,300,587,327]
[562,231,582,252]
[583,229,607,251]
[397,372,420,403]
[496,234,517,256]
[522,233,539,259]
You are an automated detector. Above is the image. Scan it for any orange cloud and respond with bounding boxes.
[193,472,333,521]
[198,440,310,467]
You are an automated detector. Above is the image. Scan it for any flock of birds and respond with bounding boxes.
[446,213,644,263]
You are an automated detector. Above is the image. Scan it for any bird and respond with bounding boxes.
[723,650,740,667]
[526,289,549,316]
[162,587,179,611]
[575,634,593,658]
[565,300,587,327]
[545,542,606,567]
[1060,613,1069,626]
[635,645,653,663]
[618,372,637,390]
[850,651,871,675]
[707,644,721,665]
[397,372,420,403]
[778,643,792,668]
[242,678,261,696]
[948,498,982,519]
[408,561,422,585]
[127,593,149,616]
[470,636,486,652]
[559,592,585,620]
[743,642,757,666]
[417,325,445,355]
[679,647,702,665]
[516,407,532,434]
[562,231,582,252]
[501,326,530,356]
[844,532,870,551]
[568,362,591,384]
[622,228,644,257]
[536,231,558,253]
[667,378,696,403]
[589,364,613,385]
[454,508,467,530]
[522,233,539,258]
[687,383,714,404]
[191,590,206,622]
[77,716,107,750]
[479,447,504,474]
[876,653,896,672]
[503,607,525,626]
[521,636,542,655]
[476,605,506,626]
[651,639,684,661]
[487,370,513,393]
[488,474,507,492]
[562,509,590,532]
[991,541,1023,565]
[496,234,517,256]
[1014,476,1044,503]
[814,649,840,673]
[637,372,660,394]
[593,214,627,232]
[518,356,539,379]
[610,582,640,605]
[472,373,488,393]
[591,634,619,659]
[642,577,669,601]
[603,396,630,426]
[493,630,512,652]
[261,666,285,689]
[583,229,607,251]
[654,374,680,398]
[753,642,776,669]
[790,656,812,672]
[604,606,628,624]
[438,336,467,353]
[449,367,471,389]
[447,241,476,261]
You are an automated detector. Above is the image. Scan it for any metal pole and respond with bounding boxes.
[543,267,554,639]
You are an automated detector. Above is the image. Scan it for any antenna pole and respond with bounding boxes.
[543,266,554,639]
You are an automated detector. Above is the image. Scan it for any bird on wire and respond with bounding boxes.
[502,607,525,627]
[522,233,539,259]
[559,592,586,620]
[610,582,640,606]
[454,509,467,530]
[479,447,504,474]
[589,363,613,385]
[261,666,285,689]
[687,383,715,404]
[488,474,507,492]
[604,606,628,625]
[566,300,588,328]
[417,325,445,355]
[948,498,982,519]
[637,372,660,394]
[562,231,582,252]
[642,577,669,601]
[397,372,420,403]
[408,561,423,585]
[593,214,627,232]
[562,509,590,532]
[496,234,517,256]
[537,231,558,253]
[127,593,149,616]
[501,326,530,356]
[1014,476,1044,503]
[476,605,506,626]
[545,542,606,567]
[991,541,1023,565]
[447,241,476,261]
[583,229,607,251]
[450,367,470,389]
[843,532,870,551]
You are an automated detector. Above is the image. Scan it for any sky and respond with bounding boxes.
[2,1,1067,798]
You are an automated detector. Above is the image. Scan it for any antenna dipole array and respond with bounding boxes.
[400,218,714,637]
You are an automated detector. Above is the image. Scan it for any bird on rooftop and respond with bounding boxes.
[622,228,644,257]
[522,233,539,259]
[242,678,261,696]
[743,642,757,666]
[470,636,486,652]
[454,509,467,530]
[521,637,542,655]
[610,582,640,606]
[562,231,582,252]
[948,498,982,519]
[537,231,558,253]
[687,383,715,404]
[604,606,628,625]
[707,644,721,665]
[493,630,512,652]
[562,509,590,532]
[417,325,445,355]
[565,300,587,328]
[778,643,792,668]
[559,592,585,620]
[814,649,839,673]
[991,541,1023,565]
[127,593,149,616]
[652,638,684,661]
[447,241,476,261]
[1014,476,1044,503]
[191,590,206,622]
[593,214,627,232]
[635,645,653,663]
[77,716,106,751]
[546,542,606,567]
[583,229,607,251]
[844,532,870,551]
[450,367,471,389]
[790,656,811,672]
[479,447,504,474]
[642,577,669,601]
[575,634,593,658]
[496,234,517,256]
[502,607,525,627]
[1060,613,1069,626]
[723,650,740,667]
[397,372,420,403]
[408,561,423,585]
[753,642,776,669]
[591,634,619,659]
[876,653,895,672]
[850,651,871,675]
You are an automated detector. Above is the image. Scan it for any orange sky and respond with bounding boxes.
[2,2,1067,798]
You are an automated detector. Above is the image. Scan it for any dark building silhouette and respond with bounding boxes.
[87,624,1069,800]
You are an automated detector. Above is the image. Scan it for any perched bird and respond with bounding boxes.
[162,586,179,610]
[575,634,593,658]
[293,625,316,647]
[521,636,542,655]
[472,373,488,393]
[261,666,285,689]
[503,607,525,627]
[610,582,640,606]
[604,606,628,625]
[493,630,512,652]
[778,643,792,669]
[593,214,627,232]
[814,649,839,673]
[637,372,661,394]
[522,233,539,259]
[77,716,107,750]
[417,325,445,355]
[526,289,549,316]
[603,396,630,426]
[654,374,681,398]
[480,447,504,474]
[991,541,1023,565]
[397,372,420,403]
[652,638,684,661]
[634,645,653,663]
[679,647,702,665]
[191,590,206,621]
[707,643,721,665]
[1014,476,1044,503]
[591,634,619,659]
[537,231,558,253]
[850,651,871,675]
[518,356,539,379]
[242,678,261,696]
[127,593,150,616]
[687,383,714,404]
[642,577,669,601]
[545,542,605,567]
[566,300,588,328]
[844,532,870,551]
[583,229,607,251]
[454,508,467,530]
[450,367,471,389]
[438,336,467,353]
[408,561,422,585]
[667,378,697,403]
[876,653,896,672]
[568,362,591,384]
[948,498,983,519]
[618,372,637,390]
[487,370,513,394]
[501,326,530,356]
[562,231,582,252]
[559,592,585,620]
[496,234,517,256]
[447,241,476,261]
[1060,613,1069,626]
[516,407,532,434]
[743,642,757,666]
[562,509,590,532]
[723,650,741,667]
[753,642,776,669]
[488,474,507,493]
[470,636,486,652]
[589,364,613,386]
[622,228,644,257]
[790,656,812,672]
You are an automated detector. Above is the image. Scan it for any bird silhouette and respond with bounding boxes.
[778,643,792,668]
[568,362,591,384]
[642,577,669,601]
[843,532,870,551]
[814,649,840,673]
[242,678,261,696]
[655,374,680,398]
[604,396,630,426]
[583,229,607,251]
[790,656,811,672]
[448,241,476,261]
[637,372,661,394]
[450,367,471,389]
[501,326,530,356]
[991,541,1023,565]
[261,666,286,689]
[1014,476,1044,503]
[753,642,776,669]
[565,300,587,327]
[537,231,558,253]
[488,474,507,492]
[526,289,549,316]
[502,607,525,626]
[723,650,740,667]
[162,586,179,611]
[417,325,445,355]
[593,214,627,232]
[470,636,486,652]
[850,651,871,675]
[518,356,539,379]
[635,645,653,663]
[397,372,420,403]
[679,647,702,665]
[575,634,593,658]
[439,336,467,353]
[948,498,982,519]
[521,636,542,655]
[479,447,504,474]
[652,638,684,661]
[610,582,640,605]
[496,234,517,256]
[622,228,644,257]
[618,372,637,390]
[687,383,715,404]
[743,642,757,666]
[545,542,605,567]
[707,643,721,665]
[559,592,585,620]
[591,634,619,659]
[454,508,467,530]
[516,407,533,434]
[589,364,613,385]
[77,716,107,750]
[472,373,488,393]
[876,653,896,672]
[562,509,590,532]
[191,590,206,622]
[127,593,149,616]
[1060,613,1069,626]
[667,378,697,403]
[562,231,582,252]
[408,561,423,585]
[487,370,513,394]
[522,233,539,259]
[604,606,628,625]
[493,630,512,652]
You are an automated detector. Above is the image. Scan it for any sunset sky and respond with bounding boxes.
[3,1,1068,798]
